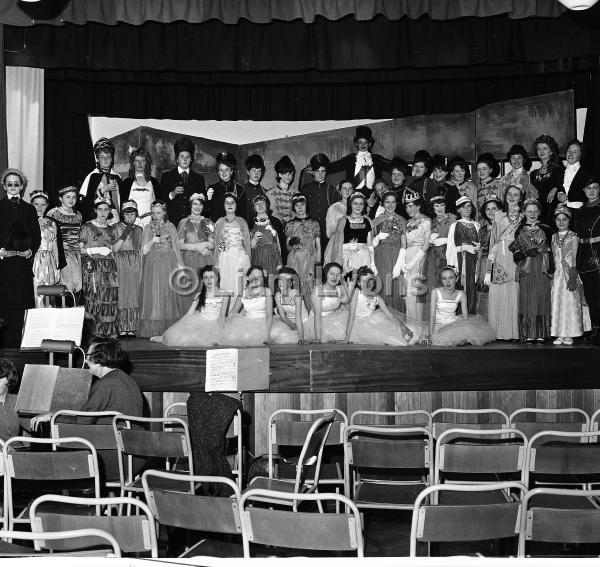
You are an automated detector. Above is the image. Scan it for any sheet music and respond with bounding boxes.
[205,348,239,392]
[20,307,85,349]
[53,307,85,344]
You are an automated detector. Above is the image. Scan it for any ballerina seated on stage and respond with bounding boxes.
[309,262,351,343]
[151,265,230,347]
[271,267,313,344]
[424,265,496,346]
[344,266,424,346]
[220,265,274,346]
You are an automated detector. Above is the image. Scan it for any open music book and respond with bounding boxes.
[205,347,270,392]
[20,307,85,350]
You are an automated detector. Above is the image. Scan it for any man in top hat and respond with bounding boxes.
[159,137,206,226]
[328,125,391,194]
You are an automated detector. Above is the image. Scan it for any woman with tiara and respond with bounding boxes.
[177,192,215,314]
[345,266,424,346]
[310,262,351,343]
[139,200,184,337]
[221,265,273,346]
[424,265,496,346]
[151,265,230,347]
[47,186,83,297]
[271,267,312,344]
[325,180,354,240]
[30,190,65,306]
[249,194,284,278]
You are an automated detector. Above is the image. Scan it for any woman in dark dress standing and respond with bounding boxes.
[530,134,565,224]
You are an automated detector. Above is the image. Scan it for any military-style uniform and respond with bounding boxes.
[575,200,600,330]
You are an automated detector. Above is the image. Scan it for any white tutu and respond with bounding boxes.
[271,315,315,344]
[221,313,270,346]
[350,311,427,346]
[432,315,496,346]
[302,307,349,342]
[153,311,223,347]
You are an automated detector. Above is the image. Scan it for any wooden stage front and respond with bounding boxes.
[3,340,599,454]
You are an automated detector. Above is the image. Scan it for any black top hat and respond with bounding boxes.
[174,138,196,159]
[310,153,331,171]
[353,126,374,145]
[245,154,265,171]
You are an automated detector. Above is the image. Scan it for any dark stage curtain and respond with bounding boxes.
[0,25,8,183]
[0,0,565,27]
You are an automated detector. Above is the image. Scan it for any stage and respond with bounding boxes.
[3,339,598,454]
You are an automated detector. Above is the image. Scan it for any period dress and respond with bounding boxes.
[47,207,83,293]
[250,216,283,277]
[425,213,456,295]
[405,215,432,321]
[487,210,522,340]
[285,216,320,301]
[214,217,251,296]
[270,288,312,344]
[531,165,565,223]
[476,178,502,218]
[139,220,183,337]
[551,230,591,338]
[475,221,493,317]
[33,216,61,291]
[499,168,538,201]
[79,221,119,337]
[113,222,143,333]
[325,201,346,239]
[372,212,407,311]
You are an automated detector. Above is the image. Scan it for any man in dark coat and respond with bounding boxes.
[159,137,207,227]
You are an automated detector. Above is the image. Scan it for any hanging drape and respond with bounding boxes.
[5,66,44,199]
[0,0,566,27]
[0,25,8,189]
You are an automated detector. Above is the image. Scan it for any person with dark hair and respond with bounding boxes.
[159,137,206,227]
[139,200,184,337]
[441,156,477,216]
[367,178,390,220]
[249,194,283,277]
[430,154,448,188]
[120,147,159,228]
[207,151,246,222]
[151,265,231,347]
[285,193,321,306]
[79,199,119,338]
[390,157,409,194]
[78,138,122,223]
[266,155,296,226]
[113,200,144,337]
[325,180,354,240]
[0,168,42,346]
[345,266,420,345]
[47,186,83,296]
[0,359,21,440]
[271,267,311,344]
[530,135,565,222]
[553,139,589,212]
[243,154,269,222]
[499,144,537,201]
[213,194,251,296]
[475,153,502,216]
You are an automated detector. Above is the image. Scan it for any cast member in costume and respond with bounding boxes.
[120,147,159,227]
[207,151,247,222]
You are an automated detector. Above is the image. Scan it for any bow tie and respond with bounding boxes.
[10,197,19,205]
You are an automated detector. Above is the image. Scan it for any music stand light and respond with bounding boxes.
[37,284,68,308]
[41,339,76,367]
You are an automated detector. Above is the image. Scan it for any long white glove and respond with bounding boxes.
[86,246,112,256]
[433,237,448,246]
[372,232,389,247]
[392,248,407,278]
[429,232,440,244]
[404,249,425,272]
[343,242,360,253]
[483,272,492,286]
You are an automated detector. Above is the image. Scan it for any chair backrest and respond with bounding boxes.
[509,408,590,439]
[240,489,363,558]
[142,469,242,536]
[434,428,527,485]
[519,487,600,556]
[524,430,600,487]
[51,410,122,450]
[0,528,121,557]
[410,482,526,557]
[431,408,510,440]
[0,439,5,531]
[267,409,346,480]
[30,494,157,557]
[350,410,431,428]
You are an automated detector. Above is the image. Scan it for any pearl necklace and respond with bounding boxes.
[556,230,569,248]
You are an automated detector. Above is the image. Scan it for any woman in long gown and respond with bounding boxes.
[213,194,251,297]
[530,134,565,224]
[271,267,312,344]
[285,194,321,306]
[249,194,283,279]
[441,156,478,216]
[151,265,230,347]
[498,145,538,201]
[177,193,215,314]
[392,196,431,321]
[139,200,184,337]
[325,180,353,239]
[371,191,407,311]
[484,185,524,340]
[345,266,424,345]
[47,186,83,297]
[79,200,119,338]
[550,206,591,344]
[511,199,552,342]
[446,196,481,314]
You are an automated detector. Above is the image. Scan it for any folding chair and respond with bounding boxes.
[50,410,123,494]
[240,489,364,558]
[519,487,600,557]
[142,469,243,558]
[432,408,510,440]
[350,410,432,428]
[409,482,526,557]
[164,401,243,490]
[266,409,347,498]
[0,528,121,557]
[3,436,100,530]
[112,415,194,499]
[0,439,5,531]
[247,412,337,509]
[344,425,433,510]
[509,408,590,440]
[29,494,158,557]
